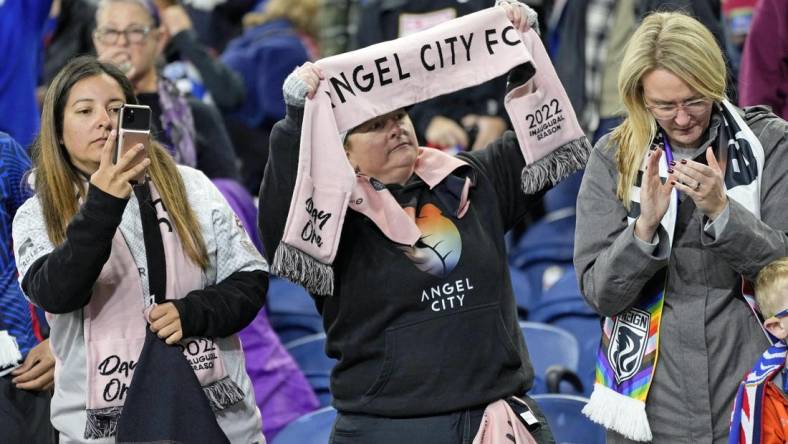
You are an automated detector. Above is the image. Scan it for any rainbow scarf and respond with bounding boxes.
[583,100,765,441]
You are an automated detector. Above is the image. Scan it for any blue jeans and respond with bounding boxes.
[329,396,555,444]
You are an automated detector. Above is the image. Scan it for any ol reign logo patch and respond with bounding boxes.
[608,308,650,384]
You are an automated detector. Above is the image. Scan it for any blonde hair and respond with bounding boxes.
[242,0,319,37]
[612,12,727,207]
[755,258,788,319]
[32,56,209,269]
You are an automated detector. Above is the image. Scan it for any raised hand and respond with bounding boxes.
[498,1,534,33]
[635,148,675,242]
[426,116,469,150]
[671,147,728,220]
[90,130,151,199]
[295,62,325,100]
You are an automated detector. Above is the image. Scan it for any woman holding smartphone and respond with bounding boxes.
[12,56,267,443]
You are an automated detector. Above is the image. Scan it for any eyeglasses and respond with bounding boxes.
[774,308,788,319]
[645,98,711,120]
[94,25,152,45]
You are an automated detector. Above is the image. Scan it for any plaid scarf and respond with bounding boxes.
[583,100,766,441]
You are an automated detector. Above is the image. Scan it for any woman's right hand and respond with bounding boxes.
[634,148,675,242]
[90,130,151,199]
[295,62,325,100]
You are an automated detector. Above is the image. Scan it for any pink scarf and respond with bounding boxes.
[83,183,244,439]
[273,7,588,295]
[473,399,539,444]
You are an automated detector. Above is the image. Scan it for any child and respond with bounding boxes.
[730,257,788,444]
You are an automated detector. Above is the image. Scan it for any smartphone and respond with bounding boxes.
[115,104,151,181]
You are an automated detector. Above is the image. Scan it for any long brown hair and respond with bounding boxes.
[612,12,727,207]
[32,56,208,268]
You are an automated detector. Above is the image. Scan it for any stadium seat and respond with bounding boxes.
[271,406,337,444]
[532,394,605,444]
[267,277,324,344]
[285,333,336,407]
[520,322,581,394]
[529,270,600,396]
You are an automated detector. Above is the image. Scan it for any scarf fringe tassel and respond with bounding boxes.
[83,377,242,439]
[272,242,335,296]
[582,383,653,442]
[0,331,22,374]
[84,406,123,439]
[521,136,591,194]
[204,376,245,411]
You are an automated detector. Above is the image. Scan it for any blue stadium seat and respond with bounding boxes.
[529,270,600,397]
[509,213,576,312]
[271,406,337,444]
[267,277,324,344]
[510,266,537,319]
[532,394,605,444]
[520,322,580,394]
[285,333,336,407]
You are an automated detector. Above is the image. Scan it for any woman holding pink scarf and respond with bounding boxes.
[260,2,589,443]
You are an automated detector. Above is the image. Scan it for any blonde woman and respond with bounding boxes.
[574,12,788,443]
[12,56,267,443]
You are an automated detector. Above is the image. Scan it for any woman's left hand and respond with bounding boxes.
[498,1,532,33]
[11,339,55,391]
[671,147,728,220]
[149,302,183,345]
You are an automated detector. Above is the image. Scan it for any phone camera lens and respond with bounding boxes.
[127,109,135,122]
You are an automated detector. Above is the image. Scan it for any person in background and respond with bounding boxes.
[221,0,317,194]
[0,0,53,149]
[39,0,97,104]
[738,0,787,120]
[92,0,267,251]
[575,11,788,443]
[353,0,514,152]
[154,0,247,113]
[729,258,788,443]
[720,0,758,80]
[0,132,55,444]
[316,0,360,57]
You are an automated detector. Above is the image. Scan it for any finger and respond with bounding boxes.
[17,360,48,381]
[15,367,54,391]
[150,312,176,332]
[165,330,183,345]
[156,322,179,340]
[118,158,151,183]
[644,148,661,177]
[671,178,697,196]
[513,4,523,29]
[99,130,117,168]
[10,355,35,376]
[670,168,701,190]
[675,158,715,178]
[705,146,722,173]
[115,143,146,172]
[148,304,165,322]
[311,64,325,80]
[502,3,514,22]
